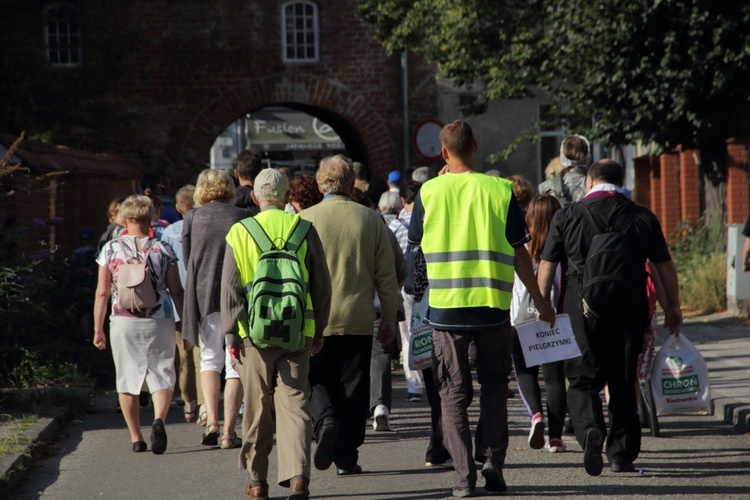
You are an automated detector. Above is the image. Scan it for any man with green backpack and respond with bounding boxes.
[221,168,331,500]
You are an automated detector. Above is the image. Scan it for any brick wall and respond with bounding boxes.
[659,151,681,238]
[679,149,701,224]
[726,138,749,225]
[633,139,750,241]
[2,1,438,182]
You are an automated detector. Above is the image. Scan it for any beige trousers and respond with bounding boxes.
[237,338,312,485]
[174,321,202,404]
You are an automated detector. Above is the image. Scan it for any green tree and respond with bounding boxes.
[359,0,750,237]
[544,0,750,240]
[358,0,547,113]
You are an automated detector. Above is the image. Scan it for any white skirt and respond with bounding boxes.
[110,316,176,395]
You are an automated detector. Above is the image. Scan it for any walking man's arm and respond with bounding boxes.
[515,248,555,326]
[653,259,682,336]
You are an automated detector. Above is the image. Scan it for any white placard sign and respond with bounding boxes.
[515,315,581,367]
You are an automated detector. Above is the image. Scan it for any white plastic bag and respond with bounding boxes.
[409,288,433,371]
[651,333,711,416]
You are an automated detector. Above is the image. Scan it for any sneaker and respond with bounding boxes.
[406,394,422,403]
[545,438,566,453]
[373,404,390,431]
[528,413,545,450]
[425,458,454,469]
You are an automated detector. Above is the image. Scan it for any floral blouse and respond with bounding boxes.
[96,235,178,319]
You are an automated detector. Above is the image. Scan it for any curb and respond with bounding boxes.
[712,392,750,435]
[0,406,71,499]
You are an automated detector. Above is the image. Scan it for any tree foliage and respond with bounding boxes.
[359,0,750,152]
[358,0,547,114]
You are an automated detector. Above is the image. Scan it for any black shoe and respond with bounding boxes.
[131,441,147,453]
[452,487,477,498]
[610,462,635,473]
[563,417,574,435]
[336,464,363,476]
[481,458,507,493]
[314,424,339,471]
[583,428,603,476]
[150,418,167,455]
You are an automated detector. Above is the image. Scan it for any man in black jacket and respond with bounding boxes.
[537,159,682,477]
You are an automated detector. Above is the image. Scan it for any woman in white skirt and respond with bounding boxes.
[93,195,184,454]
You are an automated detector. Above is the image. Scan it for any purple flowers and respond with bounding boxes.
[26,251,52,262]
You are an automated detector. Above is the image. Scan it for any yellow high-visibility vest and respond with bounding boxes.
[420,173,515,310]
[225,209,315,340]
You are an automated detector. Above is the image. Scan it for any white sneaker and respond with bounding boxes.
[528,412,545,450]
[373,404,390,431]
[545,438,566,453]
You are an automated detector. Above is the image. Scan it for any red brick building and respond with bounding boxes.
[633,139,749,240]
[1,1,438,181]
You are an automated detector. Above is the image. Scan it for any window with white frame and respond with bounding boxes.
[44,4,82,66]
[281,1,319,63]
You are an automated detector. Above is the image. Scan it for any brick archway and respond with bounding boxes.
[177,75,398,176]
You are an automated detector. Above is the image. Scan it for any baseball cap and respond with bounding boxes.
[254,168,289,198]
[388,170,402,184]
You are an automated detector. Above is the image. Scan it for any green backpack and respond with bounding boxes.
[241,217,311,352]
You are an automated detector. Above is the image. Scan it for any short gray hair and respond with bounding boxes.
[411,166,435,184]
[316,155,355,195]
[378,191,401,214]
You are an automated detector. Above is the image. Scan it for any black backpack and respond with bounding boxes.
[576,203,641,319]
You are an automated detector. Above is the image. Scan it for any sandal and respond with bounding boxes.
[196,405,207,427]
[184,401,198,423]
[201,422,220,446]
[220,434,242,450]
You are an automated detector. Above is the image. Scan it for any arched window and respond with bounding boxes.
[44,4,82,66]
[281,1,319,63]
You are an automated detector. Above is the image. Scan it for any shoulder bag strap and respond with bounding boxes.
[241,217,274,252]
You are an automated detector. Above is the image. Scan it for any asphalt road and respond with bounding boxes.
[11,375,750,500]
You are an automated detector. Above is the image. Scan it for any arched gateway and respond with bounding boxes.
[179,75,397,177]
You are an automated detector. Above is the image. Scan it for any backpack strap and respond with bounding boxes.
[241,217,275,252]
[577,202,604,233]
[552,175,570,204]
[285,219,312,252]
[577,200,640,234]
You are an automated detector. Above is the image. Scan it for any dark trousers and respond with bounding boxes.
[422,365,452,464]
[511,327,567,439]
[564,284,647,465]
[309,334,372,469]
[369,317,395,413]
[432,323,512,489]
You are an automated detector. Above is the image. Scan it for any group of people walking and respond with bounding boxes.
[91,119,683,499]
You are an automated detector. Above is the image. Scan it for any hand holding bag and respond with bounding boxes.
[651,333,711,416]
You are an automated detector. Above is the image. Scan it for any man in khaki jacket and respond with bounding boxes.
[301,155,398,476]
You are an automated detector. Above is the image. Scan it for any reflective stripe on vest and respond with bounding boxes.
[419,173,515,310]
[225,210,315,339]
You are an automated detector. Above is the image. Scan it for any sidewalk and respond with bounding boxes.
[1,312,748,497]
[677,311,750,433]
